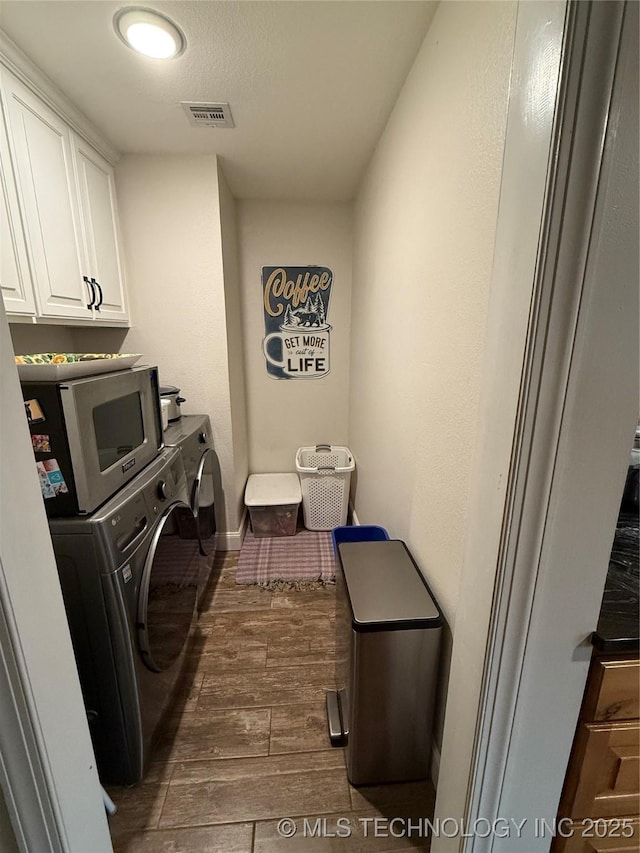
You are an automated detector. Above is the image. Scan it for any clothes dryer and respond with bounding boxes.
[49,447,199,785]
[164,414,217,608]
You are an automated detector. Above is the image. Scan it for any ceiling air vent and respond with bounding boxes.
[181,102,234,128]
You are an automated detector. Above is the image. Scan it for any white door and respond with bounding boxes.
[0,70,92,320]
[73,133,128,323]
[0,112,35,317]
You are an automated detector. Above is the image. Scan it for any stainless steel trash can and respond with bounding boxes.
[326,540,442,786]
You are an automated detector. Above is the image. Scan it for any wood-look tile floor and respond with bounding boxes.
[108,552,434,852]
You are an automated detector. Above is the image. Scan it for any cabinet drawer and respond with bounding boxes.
[583,659,640,722]
[553,818,640,852]
[564,721,639,819]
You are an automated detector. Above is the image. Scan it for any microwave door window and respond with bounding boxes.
[93,392,145,471]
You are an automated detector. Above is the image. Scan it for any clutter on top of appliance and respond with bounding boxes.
[14,353,141,381]
[159,385,186,422]
[161,398,171,431]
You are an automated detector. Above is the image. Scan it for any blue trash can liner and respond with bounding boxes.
[331,525,389,554]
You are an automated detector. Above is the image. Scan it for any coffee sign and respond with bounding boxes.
[262,266,333,380]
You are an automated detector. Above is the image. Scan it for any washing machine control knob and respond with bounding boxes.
[198,431,207,444]
[157,480,169,501]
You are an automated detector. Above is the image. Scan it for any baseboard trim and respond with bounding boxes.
[350,506,361,526]
[430,740,441,789]
[214,510,248,551]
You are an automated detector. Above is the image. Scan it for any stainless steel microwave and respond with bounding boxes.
[21,366,163,517]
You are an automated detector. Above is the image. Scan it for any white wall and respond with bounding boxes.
[218,164,249,522]
[349,0,517,627]
[237,201,352,473]
[78,154,247,544]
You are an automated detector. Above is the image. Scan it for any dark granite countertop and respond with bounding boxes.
[592,511,639,654]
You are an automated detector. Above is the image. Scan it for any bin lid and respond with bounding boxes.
[245,473,301,506]
[338,540,442,630]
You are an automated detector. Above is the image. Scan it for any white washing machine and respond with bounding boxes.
[164,414,217,608]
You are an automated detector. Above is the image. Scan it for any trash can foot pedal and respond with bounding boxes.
[326,691,344,745]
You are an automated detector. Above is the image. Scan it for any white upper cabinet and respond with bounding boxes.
[72,133,128,323]
[0,66,129,326]
[0,108,36,316]
[1,69,91,319]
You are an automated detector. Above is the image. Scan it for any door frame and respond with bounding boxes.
[0,297,112,852]
[434,1,638,849]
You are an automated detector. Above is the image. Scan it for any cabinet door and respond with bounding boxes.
[0,107,36,316]
[72,133,128,324]
[553,818,640,852]
[583,658,640,723]
[565,721,640,819]
[0,70,92,320]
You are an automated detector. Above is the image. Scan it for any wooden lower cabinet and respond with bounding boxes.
[565,721,639,818]
[554,818,640,852]
[553,656,640,853]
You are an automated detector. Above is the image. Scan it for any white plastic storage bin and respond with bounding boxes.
[296,445,355,531]
[245,473,301,537]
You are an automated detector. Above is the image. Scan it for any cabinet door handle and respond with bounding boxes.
[91,278,103,311]
[84,275,95,308]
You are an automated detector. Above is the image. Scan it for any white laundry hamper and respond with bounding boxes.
[295,445,355,531]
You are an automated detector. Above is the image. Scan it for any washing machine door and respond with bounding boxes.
[138,501,199,672]
[193,447,216,556]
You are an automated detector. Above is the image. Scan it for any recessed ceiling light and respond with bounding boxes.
[114,7,186,60]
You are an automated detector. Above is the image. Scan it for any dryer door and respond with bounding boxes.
[138,501,199,672]
[193,447,216,556]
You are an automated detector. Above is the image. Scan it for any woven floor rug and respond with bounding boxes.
[236,528,334,586]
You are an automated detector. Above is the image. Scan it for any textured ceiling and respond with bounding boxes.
[0,1,437,199]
